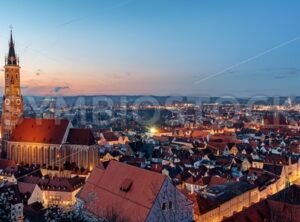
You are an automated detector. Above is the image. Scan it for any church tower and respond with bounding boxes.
[1,31,23,141]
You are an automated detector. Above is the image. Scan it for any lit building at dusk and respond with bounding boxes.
[6,118,99,171]
[0,33,99,172]
[1,1,300,221]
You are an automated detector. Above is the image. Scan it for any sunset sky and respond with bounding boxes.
[0,0,299,96]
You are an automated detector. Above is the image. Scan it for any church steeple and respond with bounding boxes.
[1,30,23,144]
[6,30,18,66]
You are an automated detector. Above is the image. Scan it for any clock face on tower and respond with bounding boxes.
[16,98,21,105]
[4,98,10,105]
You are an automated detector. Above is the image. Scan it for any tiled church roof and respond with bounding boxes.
[9,118,70,144]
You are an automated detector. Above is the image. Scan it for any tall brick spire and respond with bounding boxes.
[7,30,18,66]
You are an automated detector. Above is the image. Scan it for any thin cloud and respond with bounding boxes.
[273,68,300,79]
[53,86,70,93]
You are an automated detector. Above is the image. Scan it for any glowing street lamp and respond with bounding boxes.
[149,127,157,134]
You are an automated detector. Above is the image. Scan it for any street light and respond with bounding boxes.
[149,127,157,134]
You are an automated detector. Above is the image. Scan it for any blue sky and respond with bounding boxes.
[0,0,299,96]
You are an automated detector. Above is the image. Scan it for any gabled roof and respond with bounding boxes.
[264,154,289,165]
[102,131,119,141]
[196,181,256,214]
[0,165,41,178]
[223,200,270,222]
[9,118,70,144]
[78,161,166,222]
[66,128,95,145]
[18,182,36,194]
[20,176,84,192]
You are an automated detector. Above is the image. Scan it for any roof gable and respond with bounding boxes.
[79,161,166,221]
[66,128,95,145]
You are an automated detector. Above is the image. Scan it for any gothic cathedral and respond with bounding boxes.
[1,31,23,141]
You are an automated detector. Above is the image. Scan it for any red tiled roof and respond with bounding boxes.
[191,130,210,138]
[222,200,270,222]
[0,159,16,169]
[78,161,166,222]
[10,118,70,144]
[18,181,36,194]
[184,175,227,187]
[150,163,163,173]
[209,176,227,186]
[264,154,289,165]
[20,176,84,192]
[67,128,95,145]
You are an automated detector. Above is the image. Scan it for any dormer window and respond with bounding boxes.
[120,178,133,192]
